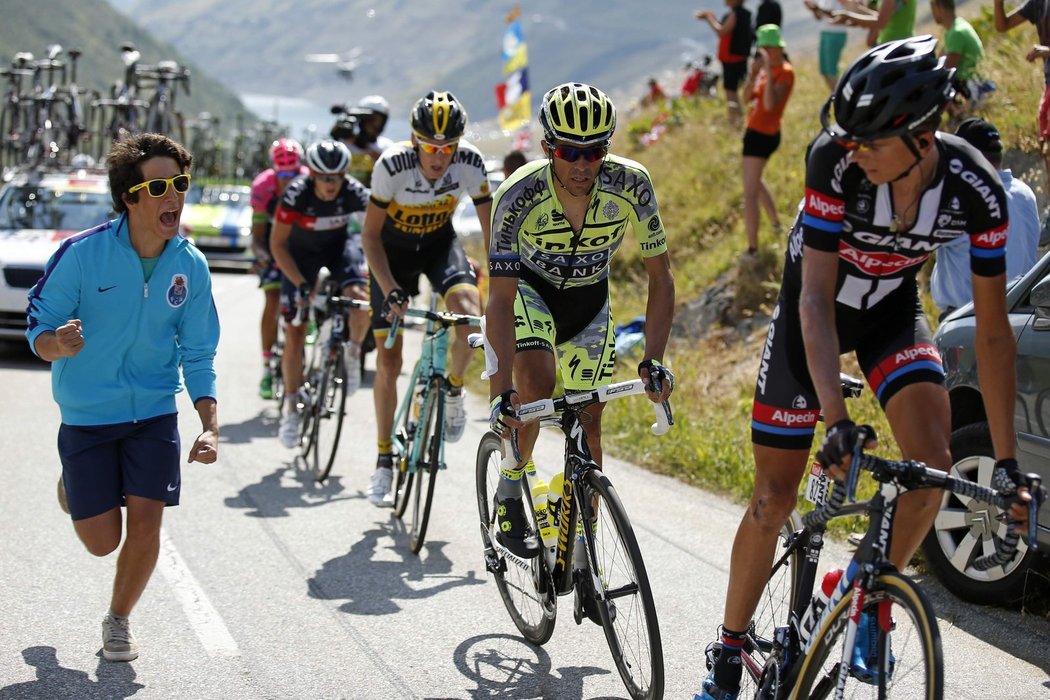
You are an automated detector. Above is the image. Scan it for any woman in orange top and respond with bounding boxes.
[742,24,794,254]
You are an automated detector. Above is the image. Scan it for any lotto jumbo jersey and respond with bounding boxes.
[369,139,492,249]
[488,155,668,289]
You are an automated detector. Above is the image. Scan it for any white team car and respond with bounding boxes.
[0,168,114,341]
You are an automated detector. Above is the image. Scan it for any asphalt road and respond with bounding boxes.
[1,271,1048,699]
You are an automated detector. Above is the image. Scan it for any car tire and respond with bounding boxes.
[921,421,1038,606]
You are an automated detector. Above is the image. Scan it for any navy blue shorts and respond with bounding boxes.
[58,413,181,521]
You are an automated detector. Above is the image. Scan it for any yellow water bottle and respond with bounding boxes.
[547,472,565,530]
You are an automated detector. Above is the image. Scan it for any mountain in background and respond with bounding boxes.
[0,0,250,137]
[123,0,816,131]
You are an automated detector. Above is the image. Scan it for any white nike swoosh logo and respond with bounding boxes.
[167,483,179,492]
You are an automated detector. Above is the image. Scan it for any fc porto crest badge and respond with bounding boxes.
[167,274,189,308]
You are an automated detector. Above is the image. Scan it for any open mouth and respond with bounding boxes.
[160,209,179,227]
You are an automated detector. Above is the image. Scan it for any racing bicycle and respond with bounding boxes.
[475,376,674,700]
[713,425,1041,699]
[385,302,480,554]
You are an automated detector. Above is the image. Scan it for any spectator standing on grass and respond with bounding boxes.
[755,0,783,28]
[805,0,851,89]
[697,0,754,127]
[931,0,986,114]
[741,25,794,255]
[833,0,917,46]
[931,117,1040,318]
[994,0,1050,239]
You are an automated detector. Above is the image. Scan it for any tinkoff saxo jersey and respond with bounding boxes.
[488,155,668,289]
[369,139,491,250]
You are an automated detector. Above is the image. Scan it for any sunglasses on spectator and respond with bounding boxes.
[417,140,458,155]
[128,173,192,198]
[314,174,344,183]
[550,144,608,163]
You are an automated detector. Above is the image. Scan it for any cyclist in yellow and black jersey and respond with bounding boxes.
[361,90,491,505]
[484,83,675,561]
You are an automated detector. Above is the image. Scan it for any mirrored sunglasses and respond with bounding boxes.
[417,140,458,155]
[551,144,608,163]
[128,173,192,198]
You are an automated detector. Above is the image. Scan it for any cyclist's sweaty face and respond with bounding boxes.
[311,172,344,201]
[847,136,916,185]
[545,141,603,198]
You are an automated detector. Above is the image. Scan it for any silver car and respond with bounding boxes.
[925,251,1050,604]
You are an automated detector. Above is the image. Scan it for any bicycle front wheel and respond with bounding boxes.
[475,431,556,645]
[404,377,441,553]
[790,571,943,700]
[581,470,663,700]
[312,351,347,483]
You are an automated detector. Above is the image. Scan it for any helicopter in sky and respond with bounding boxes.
[304,47,367,80]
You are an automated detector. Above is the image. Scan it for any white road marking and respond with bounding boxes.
[157,527,240,657]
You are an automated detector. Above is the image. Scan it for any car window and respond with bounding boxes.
[0,185,113,232]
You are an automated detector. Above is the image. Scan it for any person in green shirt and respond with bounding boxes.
[832,0,916,45]
[932,0,988,116]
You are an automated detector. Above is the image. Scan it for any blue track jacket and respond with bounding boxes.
[26,214,220,426]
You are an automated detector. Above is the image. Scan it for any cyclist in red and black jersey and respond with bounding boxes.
[270,140,371,448]
[699,36,1037,700]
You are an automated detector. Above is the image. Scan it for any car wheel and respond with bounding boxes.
[921,421,1038,605]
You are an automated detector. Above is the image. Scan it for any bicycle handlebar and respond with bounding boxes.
[514,379,673,436]
[383,307,481,349]
[802,445,1042,571]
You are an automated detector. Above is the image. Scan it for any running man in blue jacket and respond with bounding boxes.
[26,133,220,663]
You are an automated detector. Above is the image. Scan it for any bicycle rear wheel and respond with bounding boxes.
[475,431,556,645]
[404,377,442,553]
[312,351,347,483]
[392,383,420,518]
[297,367,321,458]
[580,470,663,700]
[791,571,943,699]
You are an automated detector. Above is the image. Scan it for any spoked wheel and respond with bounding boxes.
[392,427,414,518]
[311,353,347,483]
[475,431,556,646]
[270,341,285,405]
[793,572,943,699]
[400,378,442,553]
[297,366,321,459]
[0,104,16,172]
[738,514,801,697]
[580,470,663,700]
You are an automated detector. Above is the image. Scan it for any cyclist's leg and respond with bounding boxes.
[341,232,372,347]
[424,235,479,384]
[705,292,820,697]
[507,280,558,466]
[278,276,307,404]
[857,298,950,571]
[370,276,402,455]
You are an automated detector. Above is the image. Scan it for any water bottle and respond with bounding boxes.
[531,479,557,552]
[798,568,843,643]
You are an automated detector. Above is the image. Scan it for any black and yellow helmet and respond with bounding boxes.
[410,90,467,142]
[539,82,616,146]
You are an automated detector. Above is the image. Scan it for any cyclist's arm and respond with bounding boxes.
[485,274,518,400]
[641,251,674,366]
[269,217,305,288]
[972,271,1018,460]
[250,213,269,259]
[799,246,849,425]
[360,200,397,296]
[477,199,494,257]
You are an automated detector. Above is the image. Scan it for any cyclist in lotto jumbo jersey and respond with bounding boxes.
[361,90,491,506]
[485,83,675,562]
[270,140,371,448]
[699,37,1036,700]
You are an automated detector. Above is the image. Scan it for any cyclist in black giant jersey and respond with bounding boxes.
[699,36,1037,700]
[271,140,371,449]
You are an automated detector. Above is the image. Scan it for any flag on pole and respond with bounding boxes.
[496,5,531,132]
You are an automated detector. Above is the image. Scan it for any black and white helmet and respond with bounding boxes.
[305,139,350,174]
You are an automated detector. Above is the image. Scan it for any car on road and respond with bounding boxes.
[0,167,114,341]
[180,182,253,267]
[923,251,1050,605]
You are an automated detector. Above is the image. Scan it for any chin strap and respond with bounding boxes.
[890,133,925,183]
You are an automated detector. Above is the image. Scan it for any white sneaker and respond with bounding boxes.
[369,466,393,506]
[343,341,362,395]
[444,387,467,443]
[102,613,138,662]
[278,411,300,448]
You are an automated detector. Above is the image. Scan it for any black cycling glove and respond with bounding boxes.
[489,390,517,435]
[638,359,675,396]
[382,288,407,317]
[816,419,858,470]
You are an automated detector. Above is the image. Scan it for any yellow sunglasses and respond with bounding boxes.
[128,173,192,198]
[417,140,458,155]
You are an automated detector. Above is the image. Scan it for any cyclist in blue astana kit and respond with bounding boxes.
[26,133,220,664]
[361,90,491,506]
[270,140,371,448]
[698,36,1038,700]
[485,83,675,558]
